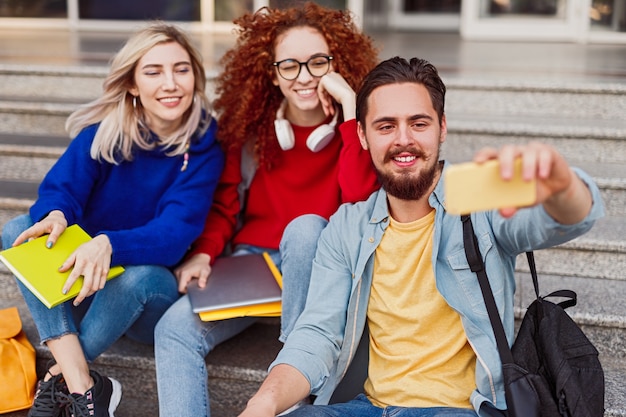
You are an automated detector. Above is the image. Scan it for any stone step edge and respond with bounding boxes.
[0,100,77,114]
[513,305,626,330]
[0,197,31,210]
[4,62,626,94]
[2,269,625,333]
[446,118,626,140]
[552,239,626,255]
[27,321,626,417]
[0,144,65,158]
[0,63,110,77]
[2,139,626,187]
[2,158,626,201]
[0,197,624,251]
[4,147,626,184]
[32,345,270,384]
[0,63,220,80]
[2,99,625,139]
[2,293,625,416]
[0,199,624,253]
[444,77,626,95]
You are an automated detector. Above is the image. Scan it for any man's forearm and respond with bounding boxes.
[544,169,593,225]
[238,364,311,417]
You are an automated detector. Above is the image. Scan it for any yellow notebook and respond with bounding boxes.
[188,252,283,322]
[444,158,536,215]
[0,224,125,309]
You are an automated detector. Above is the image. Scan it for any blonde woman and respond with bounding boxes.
[1,22,224,417]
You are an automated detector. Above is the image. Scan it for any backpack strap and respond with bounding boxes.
[460,215,578,365]
[526,251,577,310]
[461,215,514,365]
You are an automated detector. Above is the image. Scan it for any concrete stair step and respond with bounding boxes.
[0,132,70,147]
[2,98,625,143]
[0,296,278,417]
[1,134,624,218]
[514,271,626,359]
[0,99,76,136]
[0,64,623,416]
[0,281,624,417]
[0,65,624,141]
[444,78,626,122]
[443,117,626,166]
[1,200,623,281]
[0,134,68,162]
[517,215,626,281]
[2,63,625,120]
[1,165,624,220]
[0,64,107,102]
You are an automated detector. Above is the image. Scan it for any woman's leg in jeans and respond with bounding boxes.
[1,214,79,341]
[279,214,328,342]
[2,215,96,393]
[2,214,179,358]
[154,295,257,417]
[77,264,180,361]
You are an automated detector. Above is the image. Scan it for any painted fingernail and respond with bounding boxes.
[46,241,53,249]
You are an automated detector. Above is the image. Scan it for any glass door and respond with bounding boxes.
[588,0,626,42]
[387,0,462,31]
[460,0,582,41]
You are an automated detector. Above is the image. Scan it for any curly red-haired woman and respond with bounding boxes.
[155,3,379,416]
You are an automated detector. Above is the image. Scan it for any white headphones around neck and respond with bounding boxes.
[274,99,338,152]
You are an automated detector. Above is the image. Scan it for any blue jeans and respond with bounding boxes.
[287,394,480,417]
[2,214,180,361]
[154,214,328,417]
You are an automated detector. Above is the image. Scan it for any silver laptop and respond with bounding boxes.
[187,253,282,314]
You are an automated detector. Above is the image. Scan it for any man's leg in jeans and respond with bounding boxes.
[279,214,328,342]
[286,394,381,417]
[154,294,256,417]
[288,394,482,417]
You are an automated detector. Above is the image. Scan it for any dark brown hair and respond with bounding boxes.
[356,56,446,129]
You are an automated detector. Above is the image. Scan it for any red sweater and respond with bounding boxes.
[188,119,379,262]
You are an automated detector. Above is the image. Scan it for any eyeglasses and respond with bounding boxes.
[273,55,333,81]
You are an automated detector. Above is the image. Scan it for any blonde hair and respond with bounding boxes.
[66,22,211,163]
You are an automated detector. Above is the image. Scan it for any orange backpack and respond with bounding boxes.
[0,306,37,413]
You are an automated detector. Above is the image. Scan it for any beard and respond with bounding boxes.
[376,145,441,201]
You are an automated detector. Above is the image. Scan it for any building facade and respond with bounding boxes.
[0,0,624,44]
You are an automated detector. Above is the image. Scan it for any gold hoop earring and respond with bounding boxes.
[133,96,138,109]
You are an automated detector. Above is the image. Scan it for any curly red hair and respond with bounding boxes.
[213,2,379,169]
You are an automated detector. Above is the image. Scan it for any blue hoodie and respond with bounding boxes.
[30,120,224,267]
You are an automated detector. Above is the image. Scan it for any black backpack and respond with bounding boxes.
[462,215,605,417]
[508,289,605,416]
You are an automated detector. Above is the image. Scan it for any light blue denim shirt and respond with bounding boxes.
[271,162,605,415]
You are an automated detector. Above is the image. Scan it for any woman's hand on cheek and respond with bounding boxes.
[318,72,356,120]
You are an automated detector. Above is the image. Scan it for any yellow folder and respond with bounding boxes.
[197,252,283,322]
[0,224,125,308]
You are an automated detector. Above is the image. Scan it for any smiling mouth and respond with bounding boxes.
[159,97,181,103]
[296,89,316,96]
[394,155,417,163]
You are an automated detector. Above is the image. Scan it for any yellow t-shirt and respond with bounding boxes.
[364,210,476,408]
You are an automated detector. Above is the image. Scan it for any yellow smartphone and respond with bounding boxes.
[444,158,536,215]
